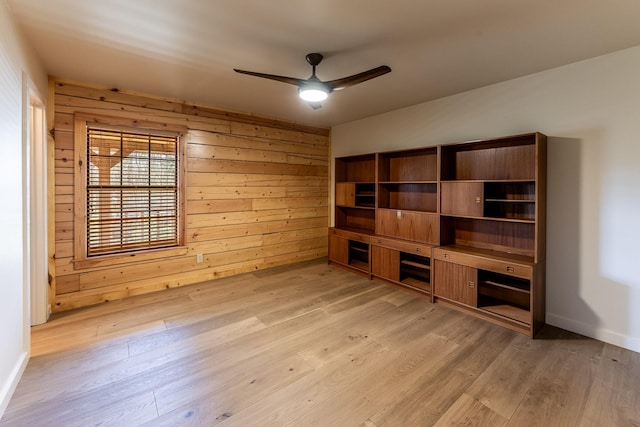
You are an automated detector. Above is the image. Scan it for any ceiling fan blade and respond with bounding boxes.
[233,69,305,86]
[326,65,392,91]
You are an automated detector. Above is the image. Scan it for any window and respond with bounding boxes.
[74,117,185,262]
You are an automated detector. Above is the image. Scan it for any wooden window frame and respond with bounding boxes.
[73,114,188,269]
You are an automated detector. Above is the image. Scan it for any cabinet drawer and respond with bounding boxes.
[371,236,432,257]
[329,228,371,243]
[433,247,532,279]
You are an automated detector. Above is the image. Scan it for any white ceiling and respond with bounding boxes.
[7,0,640,127]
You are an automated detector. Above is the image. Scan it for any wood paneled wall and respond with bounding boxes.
[51,80,330,312]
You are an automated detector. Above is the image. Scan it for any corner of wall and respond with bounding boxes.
[0,350,29,420]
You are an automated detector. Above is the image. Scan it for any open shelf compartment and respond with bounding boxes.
[378,147,438,182]
[378,182,437,212]
[484,181,536,221]
[399,252,431,292]
[478,270,531,325]
[349,240,370,271]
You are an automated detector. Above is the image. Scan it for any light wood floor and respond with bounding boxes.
[2,258,639,426]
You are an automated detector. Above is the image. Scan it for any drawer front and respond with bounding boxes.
[371,236,432,257]
[433,248,532,279]
[376,209,438,244]
[329,228,371,243]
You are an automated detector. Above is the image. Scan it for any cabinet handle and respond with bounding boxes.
[475,196,481,203]
[468,281,475,288]
[443,253,449,259]
[416,247,421,253]
[506,266,515,273]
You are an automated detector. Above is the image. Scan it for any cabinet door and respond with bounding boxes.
[376,209,438,244]
[371,245,399,281]
[329,235,349,265]
[441,182,484,217]
[434,260,477,307]
[335,183,355,206]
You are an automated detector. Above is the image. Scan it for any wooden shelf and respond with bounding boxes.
[440,214,535,224]
[440,179,535,183]
[400,260,430,270]
[481,304,530,325]
[485,199,534,203]
[350,246,368,255]
[350,259,369,271]
[378,180,437,184]
[337,204,375,210]
[401,276,430,290]
[481,280,529,294]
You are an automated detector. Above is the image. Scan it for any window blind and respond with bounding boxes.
[86,127,179,256]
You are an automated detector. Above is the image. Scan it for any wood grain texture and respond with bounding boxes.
[51,80,329,311]
[2,259,638,426]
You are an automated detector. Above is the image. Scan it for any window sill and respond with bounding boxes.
[73,246,188,270]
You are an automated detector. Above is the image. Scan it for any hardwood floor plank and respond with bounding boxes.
[433,393,509,427]
[465,327,560,419]
[579,342,640,426]
[3,341,131,411]
[2,259,639,427]
[368,325,515,426]
[126,308,257,357]
[67,391,159,427]
[507,330,604,426]
[255,280,371,325]
[296,301,397,369]
[321,282,396,314]
[215,340,390,427]
[282,332,459,427]
[151,354,314,421]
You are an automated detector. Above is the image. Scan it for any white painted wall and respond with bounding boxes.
[0,0,47,418]
[333,45,640,352]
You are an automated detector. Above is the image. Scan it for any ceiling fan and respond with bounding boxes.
[234,53,391,109]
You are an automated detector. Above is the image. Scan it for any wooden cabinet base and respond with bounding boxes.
[328,228,372,278]
[432,245,544,338]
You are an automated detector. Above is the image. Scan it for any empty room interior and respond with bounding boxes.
[2,1,640,425]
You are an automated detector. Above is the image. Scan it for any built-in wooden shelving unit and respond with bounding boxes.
[329,132,547,337]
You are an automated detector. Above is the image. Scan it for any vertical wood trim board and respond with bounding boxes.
[52,80,330,312]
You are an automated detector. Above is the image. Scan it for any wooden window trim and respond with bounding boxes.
[73,114,187,269]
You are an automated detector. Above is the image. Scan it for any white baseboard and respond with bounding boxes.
[546,313,640,353]
[0,351,29,420]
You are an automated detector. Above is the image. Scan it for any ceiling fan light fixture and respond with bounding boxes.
[298,84,329,102]
[235,53,391,110]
